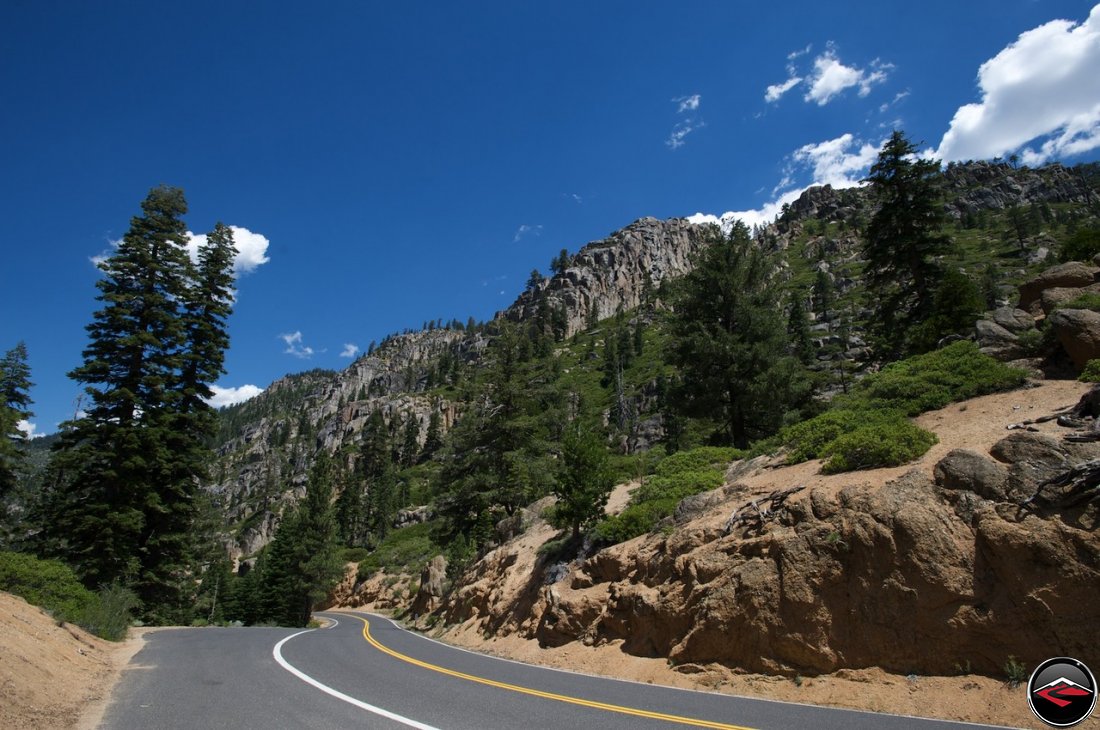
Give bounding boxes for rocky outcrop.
[502,217,713,337]
[1018,262,1099,314]
[433,441,1100,677]
[409,555,448,617]
[943,160,1096,220]
[1049,308,1100,369]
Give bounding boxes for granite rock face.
[503,217,713,337]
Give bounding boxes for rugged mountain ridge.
[209,160,1099,560]
[504,217,713,337]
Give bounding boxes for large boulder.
[933,449,1010,501]
[1049,308,1100,369]
[975,319,1025,360]
[989,307,1035,334]
[409,555,448,617]
[1018,262,1099,314]
[989,432,1068,466]
[1041,283,1100,315]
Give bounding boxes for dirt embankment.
[343,379,1098,729]
[0,591,144,730]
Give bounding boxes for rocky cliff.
[503,217,713,337]
[417,382,1100,678]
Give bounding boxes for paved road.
[101,611,1022,729]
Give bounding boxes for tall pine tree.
[41,187,236,619]
[669,223,814,448]
[862,130,951,356]
[0,342,33,501]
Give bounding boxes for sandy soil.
[428,378,1094,730]
[0,591,146,730]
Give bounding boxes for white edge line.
[331,611,1021,730]
[272,628,440,730]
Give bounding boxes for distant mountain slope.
[207,160,1100,561]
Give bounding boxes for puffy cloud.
[206,384,263,408]
[936,5,1100,164]
[687,133,883,230]
[186,225,271,275]
[804,48,891,105]
[280,330,315,359]
[16,419,39,439]
[790,133,882,188]
[91,226,271,275]
[339,343,359,359]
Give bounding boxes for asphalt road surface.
[100,611,1021,729]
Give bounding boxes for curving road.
[100,611,1018,729]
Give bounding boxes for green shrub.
[0,552,138,640]
[338,547,370,564]
[841,341,1027,416]
[0,551,94,624]
[1080,359,1100,382]
[632,470,724,503]
[593,446,740,546]
[780,410,876,463]
[595,497,679,544]
[1058,227,1100,263]
[820,417,937,473]
[654,446,745,477]
[77,584,140,641]
[356,522,440,581]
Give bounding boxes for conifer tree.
[254,451,342,626]
[787,292,814,365]
[550,424,614,540]
[862,130,951,356]
[669,223,813,448]
[0,342,33,500]
[41,186,236,617]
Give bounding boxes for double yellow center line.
[350,614,756,730]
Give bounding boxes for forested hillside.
[3,140,1099,629]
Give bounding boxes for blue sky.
[4,1,1100,436]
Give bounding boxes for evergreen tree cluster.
[34,186,238,620]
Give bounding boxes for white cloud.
[667,94,704,150]
[788,44,812,61]
[804,48,891,105]
[16,419,39,439]
[513,224,543,242]
[667,120,705,149]
[339,343,359,359]
[936,5,1100,164]
[688,132,883,230]
[186,225,271,275]
[675,94,701,113]
[206,384,263,408]
[790,133,882,187]
[765,76,802,103]
[280,330,315,359]
[91,226,270,275]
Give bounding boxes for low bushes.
[819,417,938,474]
[0,551,137,640]
[775,342,1023,474]
[355,522,440,581]
[596,446,738,545]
